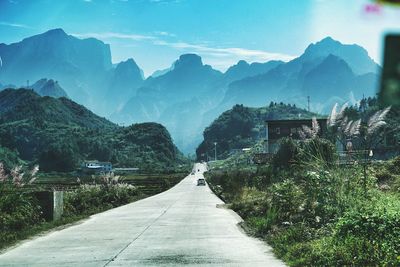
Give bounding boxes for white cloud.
[148,0,182,3]
[73,30,295,73]
[71,32,156,41]
[154,40,295,62]
[0,21,32,29]
[154,31,176,37]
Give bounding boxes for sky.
[0,0,400,77]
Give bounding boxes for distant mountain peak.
[174,54,203,69]
[117,58,141,72]
[304,36,342,55]
[237,60,249,66]
[319,36,340,44]
[112,58,144,82]
[45,28,67,35]
[31,78,68,98]
[40,28,68,39]
[302,36,378,75]
[125,58,137,64]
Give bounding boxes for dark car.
[197,178,206,186]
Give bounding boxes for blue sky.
[0,0,400,76]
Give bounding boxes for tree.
[39,143,78,172]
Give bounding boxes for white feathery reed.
[367,106,391,135]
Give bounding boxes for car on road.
[197,178,206,186]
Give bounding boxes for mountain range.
[0,29,380,154]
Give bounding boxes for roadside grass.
[0,172,185,251]
[204,143,400,266]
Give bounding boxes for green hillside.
[196,102,320,159]
[0,89,184,172]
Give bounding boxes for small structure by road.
[264,118,327,153]
[81,160,112,173]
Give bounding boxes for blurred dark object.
[376,0,400,5]
[379,34,400,107]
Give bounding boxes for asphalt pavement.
[0,163,285,267]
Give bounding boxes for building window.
[276,127,280,135]
[290,128,297,134]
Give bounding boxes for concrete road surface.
[0,163,285,267]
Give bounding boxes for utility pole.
[307,96,310,112]
[27,80,30,89]
[214,142,217,161]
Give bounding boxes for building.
[81,160,112,173]
[264,118,328,153]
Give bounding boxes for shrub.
[246,209,278,236]
[270,180,304,223]
[299,138,337,167]
[272,138,300,169]
[375,168,395,183]
[335,194,400,265]
[254,165,274,188]
[0,186,43,245]
[64,184,139,216]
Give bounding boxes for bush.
[270,180,304,223]
[253,165,274,188]
[272,138,300,169]
[299,138,337,167]
[268,224,318,259]
[246,209,278,236]
[0,186,43,246]
[64,184,140,216]
[335,195,400,265]
[206,169,255,202]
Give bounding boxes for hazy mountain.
[301,37,379,75]
[111,86,167,124]
[0,28,112,113]
[104,58,144,112]
[221,38,380,114]
[223,60,284,83]
[31,79,69,98]
[112,54,224,152]
[144,54,222,101]
[151,65,174,78]
[113,38,379,153]
[0,30,381,154]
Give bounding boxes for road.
[0,163,285,267]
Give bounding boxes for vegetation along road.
[0,163,285,267]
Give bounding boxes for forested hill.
[0,89,183,172]
[0,89,115,129]
[196,103,319,159]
